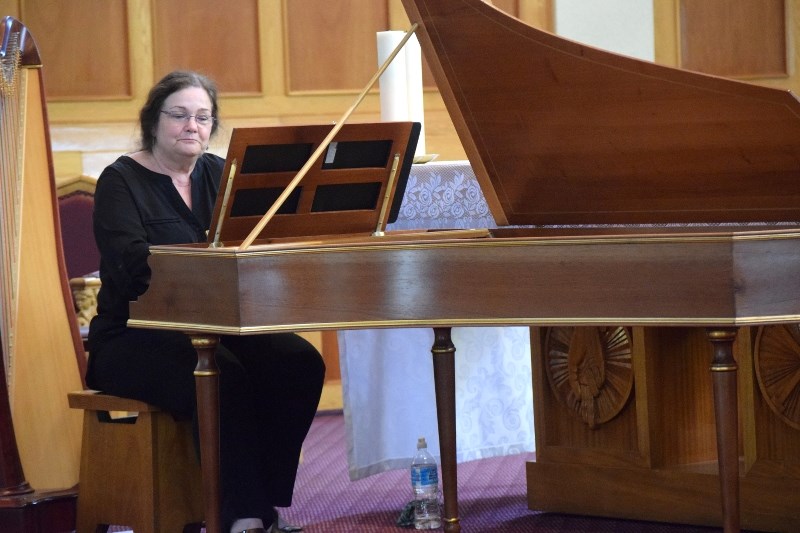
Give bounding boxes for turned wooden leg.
[431,327,460,532]
[191,334,221,533]
[706,327,740,533]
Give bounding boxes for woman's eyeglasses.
[160,110,215,126]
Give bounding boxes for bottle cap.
[417,437,427,449]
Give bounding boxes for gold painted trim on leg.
[190,336,219,349]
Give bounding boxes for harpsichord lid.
[402,0,800,227]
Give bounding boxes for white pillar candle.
[377,30,427,157]
[405,34,426,157]
[377,31,409,122]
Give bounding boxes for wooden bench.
[68,390,203,533]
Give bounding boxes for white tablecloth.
[339,161,535,480]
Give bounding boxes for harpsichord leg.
[706,328,740,533]
[431,327,460,532]
[191,334,221,533]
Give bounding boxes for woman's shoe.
[274,520,303,532]
[272,508,303,532]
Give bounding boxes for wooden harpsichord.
[129,1,800,532]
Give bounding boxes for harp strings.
[0,28,23,383]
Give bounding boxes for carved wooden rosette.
[755,324,800,430]
[544,326,634,429]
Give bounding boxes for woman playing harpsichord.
[86,70,324,533]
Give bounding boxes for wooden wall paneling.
[787,0,800,92]
[518,0,553,31]
[478,0,554,30]
[653,0,679,67]
[21,0,131,100]
[152,0,261,95]
[752,0,800,95]
[490,0,518,16]
[259,0,285,100]
[44,0,151,123]
[284,0,389,93]
[213,0,293,120]
[656,1,796,82]
[387,0,408,27]
[679,0,787,79]
[654,1,800,101]
[0,0,21,19]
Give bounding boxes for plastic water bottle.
[410,436,442,529]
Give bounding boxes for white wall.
[554,0,654,61]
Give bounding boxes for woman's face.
[154,86,214,159]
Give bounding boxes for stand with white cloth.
[339,161,535,480]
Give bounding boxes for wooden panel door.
[285,0,389,93]
[152,0,261,95]
[20,0,131,99]
[655,0,798,92]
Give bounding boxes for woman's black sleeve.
[93,168,152,300]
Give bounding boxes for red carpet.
[110,411,761,532]
[278,411,745,532]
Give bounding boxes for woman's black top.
[89,152,224,345]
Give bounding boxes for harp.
[0,15,85,529]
